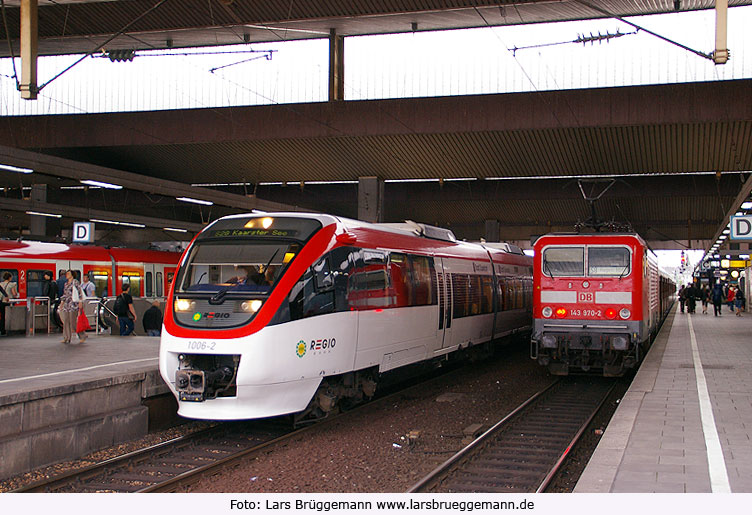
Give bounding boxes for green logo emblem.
[296,340,307,358]
[193,312,202,321]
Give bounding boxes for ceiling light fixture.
[0,163,33,174]
[177,197,214,206]
[26,211,62,218]
[163,227,188,233]
[90,218,146,228]
[80,180,123,189]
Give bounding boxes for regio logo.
[296,340,307,358]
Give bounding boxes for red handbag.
[76,310,91,333]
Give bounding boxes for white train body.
[160,213,532,421]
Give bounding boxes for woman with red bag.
[60,270,88,344]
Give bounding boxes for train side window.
[145,272,153,297]
[92,273,109,297]
[480,276,494,314]
[313,256,333,291]
[452,274,469,318]
[347,248,388,311]
[409,255,437,307]
[389,253,412,307]
[156,272,163,297]
[27,269,52,298]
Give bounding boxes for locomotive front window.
[542,247,584,277]
[177,241,301,294]
[588,247,631,276]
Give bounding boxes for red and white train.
[159,213,533,422]
[531,233,675,377]
[0,240,179,299]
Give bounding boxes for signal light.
[555,307,567,318]
[605,308,617,319]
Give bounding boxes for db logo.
[578,292,594,303]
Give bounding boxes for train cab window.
[27,270,52,298]
[542,247,584,277]
[145,272,153,297]
[313,256,333,291]
[409,255,437,307]
[588,247,631,277]
[156,272,163,297]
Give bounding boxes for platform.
[575,304,752,493]
[0,332,168,480]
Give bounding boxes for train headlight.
[241,300,263,313]
[619,308,631,320]
[611,336,629,351]
[542,306,553,318]
[174,299,194,312]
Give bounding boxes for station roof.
[1,79,750,247]
[1,0,751,57]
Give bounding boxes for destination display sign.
[211,228,298,238]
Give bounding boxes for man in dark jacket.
[142,300,163,337]
[711,283,725,317]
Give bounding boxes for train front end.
[159,214,346,420]
[531,234,647,377]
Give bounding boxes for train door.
[68,260,84,282]
[144,264,155,297]
[437,258,453,349]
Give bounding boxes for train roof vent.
[373,221,457,243]
[481,242,525,255]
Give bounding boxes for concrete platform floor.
[575,305,752,493]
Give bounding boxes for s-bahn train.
[159,213,533,422]
[0,240,179,299]
[531,233,675,377]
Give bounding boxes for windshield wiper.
[542,259,555,278]
[617,263,630,280]
[261,249,280,278]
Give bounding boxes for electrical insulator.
[107,50,136,62]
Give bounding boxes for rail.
[408,378,616,493]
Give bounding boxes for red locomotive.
[531,233,675,376]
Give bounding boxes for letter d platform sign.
[73,222,94,243]
[730,215,752,240]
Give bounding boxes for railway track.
[408,377,616,493]
[12,421,292,493]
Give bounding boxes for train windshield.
[542,247,584,277]
[176,241,301,294]
[588,247,631,277]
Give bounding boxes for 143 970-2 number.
[569,309,602,318]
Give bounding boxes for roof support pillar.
[29,183,47,236]
[358,176,383,223]
[20,0,38,100]
[484,219,501,242]
[713,0,729,64]
[328,28,344,101]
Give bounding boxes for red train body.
[0,240,179,299]
[531,233,675,376]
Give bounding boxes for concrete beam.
[1,197,204,233]
[0,144,312,213]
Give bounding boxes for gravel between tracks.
[186,342,554,493]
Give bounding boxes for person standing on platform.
[56,270,67,300]
[727,286,736,312]
[41,271,58,301]
[142,301,163,337]
[712,282,724,316]
[686,283,697,314]
[678,285,686,313]
[60,270,87,344]
[0,272,19,336]
[81,273,96,298]
[735,287,745,316]
[701,286,710,315]
[115,283,137,336]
